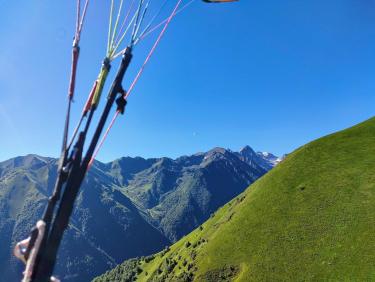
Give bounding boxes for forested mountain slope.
[0,146,272,281]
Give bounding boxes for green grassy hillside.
[94,117,375,281]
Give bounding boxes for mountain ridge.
[0,146,277,281]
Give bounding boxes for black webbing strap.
[116,94,128,114]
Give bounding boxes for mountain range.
[0,146,277,281]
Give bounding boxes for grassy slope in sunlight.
[94,117,375,281]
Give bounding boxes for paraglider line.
[110,0,125,52]
[138,0,196,43]
[89,0,184,168]
[78,0,90,38]
[133,0,152,41]
[114,0,137,45]
[131,0,145,44]
[134,0,169,44]
[107,0,115,54]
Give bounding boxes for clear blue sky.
[1,0,375,162]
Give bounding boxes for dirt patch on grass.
[199,265,240,281]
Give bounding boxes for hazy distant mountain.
[0,147,278,281]
[0,155,169,282]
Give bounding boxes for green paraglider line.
[112,0,196,60]
[110,0,125,49]
[89,0,185,168]
[114,0,137,45]
[135,0,169,43]
[107,0,115,54]
[131,0,146,45]
[133,0,152,40]
[67,0,144,148]
[91,0,238,163]
[111,11,137,57]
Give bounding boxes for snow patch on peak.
[257,152,282,167]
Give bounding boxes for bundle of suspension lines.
[13,0,236,281]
